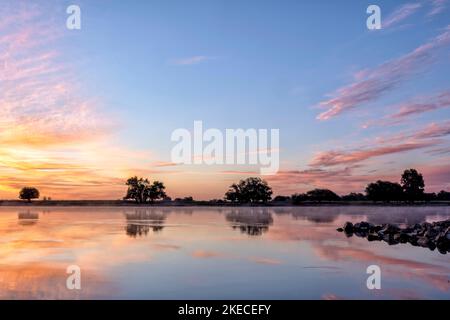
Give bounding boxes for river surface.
[0,206,449,299]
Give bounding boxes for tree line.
[223,168,450,204]
[13,168,450,204]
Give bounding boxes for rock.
[424,229,438,238]
[381,224,400,235]
[382,234,398,245]
[417,237,430,247]
[367,233,381,241]
[343,222,353,233]
[393,233,408,243]
[428,242,436,251]
[337,219,450,253]
[398,233,409,243]
[371,225,382,233]
[421,222,432,229]
[356,221,372,231]
[355,231,367,238]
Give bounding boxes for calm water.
[0,206,449,300]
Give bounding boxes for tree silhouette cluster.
[19,187,40,203]
[225,177,273,204]
[124,176,166,204]
[289,169,449,204]
[365,169,425,203]
[14,168,450,205]
[291,189,340,204]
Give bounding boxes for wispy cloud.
[0,5,157,200]
[362,89,450,128]
[427,145,450,155]
[316,26,450,120]
[150,161,180,168]
[171,55,213,65]
[311,120,450,167]
[428,0,448,16]
[383,3,422,29]
[0,7,113,147]
[310,142,432,167]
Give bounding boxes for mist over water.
[0,206,449,299]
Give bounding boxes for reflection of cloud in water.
[191,250,222,258]
[225,208,273,236]
[18,211,39,226]
[0,263,114,299]
[124,209,168,237]
[249,257,282,265]
[0,206,449,299]
[315,245,450,292]
[322,293,344,300]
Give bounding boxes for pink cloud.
[412,120,450,139]
[393,89,450,118]
[316,26,450,120]
[311,120,450,167]
[266,167,377,195]
[151,161,180,168]
[383,3,422,29]
[363,89,450,128]
[249,257,282,265]
[0,14,113,147]
[428,0,447,16]
[427,145,450,155]
[310,142,432,167]
[191,250,223,258]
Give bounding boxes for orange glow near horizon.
[1,5,450,201]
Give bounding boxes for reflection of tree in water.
[18,211,39,226]
[225,208,273,236]
[269,207,338,223]
[276,206,450,226]
[124,209,167,237]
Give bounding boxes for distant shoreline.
[1,200,450,207]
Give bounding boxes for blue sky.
[0,0,449,199]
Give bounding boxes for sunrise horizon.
[1,1,450,202]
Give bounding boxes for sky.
[0,0,449,200]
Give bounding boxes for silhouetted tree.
[225,177,272,204]
[291,193,308,204]
[124,177,148,203]
[145,181,167,203]
[401,169,425,202]
[341,192,366,201]
[365,180,403,202]
[306,189,340,202]
[423,192,437,202]
[437,190,450,201]
[124,177,166,204]
[19,187,40,203]
[272,195,290,202]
